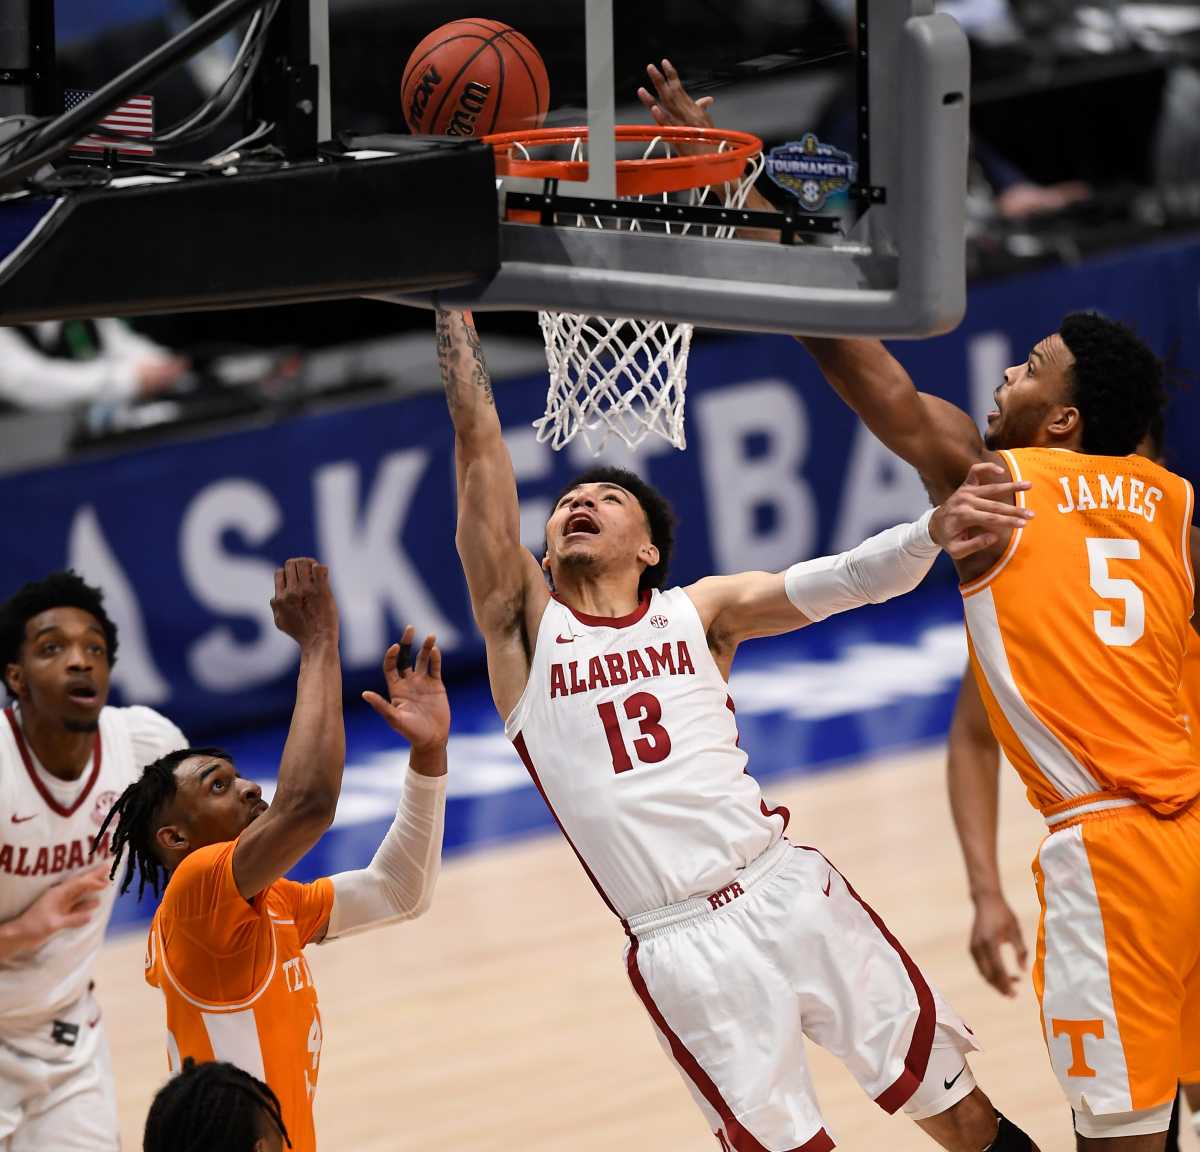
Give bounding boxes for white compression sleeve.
[323,769,447,941]
[783,509,940,623]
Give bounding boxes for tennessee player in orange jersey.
[944,418,1200,1152]
[96,559,449,1152]
[799,312,1198,1152]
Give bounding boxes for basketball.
[401,18,550,138]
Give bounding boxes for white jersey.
[505,587,785,919]
[0,703,185,1043]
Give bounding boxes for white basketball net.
[513,134,764,454]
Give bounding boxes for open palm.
[363,626,450,751]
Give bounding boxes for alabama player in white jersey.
[436,306,1040,1152]
[0,570,185,1151]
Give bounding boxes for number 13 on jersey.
[599,692,672,773]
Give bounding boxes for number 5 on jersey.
[1087,538,1144,647]
[599,692,672,773]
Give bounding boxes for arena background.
[3,3,1200,1148]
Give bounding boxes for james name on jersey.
[549,638,696,700]
[1055,470,1165,521]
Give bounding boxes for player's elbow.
[275,785,339,833]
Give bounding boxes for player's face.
[170,755,268,849]
[544,483,657,586]
[7,607,110,732]
[985,333,1076,450]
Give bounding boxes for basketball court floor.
[95,585,1198,1151]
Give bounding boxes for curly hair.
[1058,312,1166,457]
[94,747,231,900]
[144,1057,291,1152]
[0,571,118,696]
[548,466,678,594]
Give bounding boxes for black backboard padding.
[0,137,498,321]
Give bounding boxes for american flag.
[64,90,155,157]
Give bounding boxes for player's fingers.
[962,479,1033,501]
[273,566,285,600]
[429,644,442,680]
[696,96,715,110]
[964,461,1009,485]
[362,691,396,723]
[63,865,110,893]
[971,937,1002,990]
[397,625,416,677]
[661,58,680,84]
[1009,921,1030,969]
[284,557,300,591]
[414,633,435,677]
[381,643,403,695]
[946,533,996,559]
[60,909,96,930]
[636,86,656,111]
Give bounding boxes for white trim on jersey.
[960,449,1028,597]
[201,1008,267,1082]
[964,586,1103,801]
[1038,825,1133,1113]
[154,917,278,1013]
[1181,478,1195,596]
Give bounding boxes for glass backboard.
[376,0,970,338]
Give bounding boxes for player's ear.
[1049,403,1081,440]
[4,663,24,698]
[638,542,660,569]
[155,824,187,854]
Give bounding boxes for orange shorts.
[1032,801,1200,1115]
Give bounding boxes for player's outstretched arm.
[947,668,1028,998]
[231,558,345,900]
[438,310,547,715]
[800,337,996,504]
[318,629,448,942]
[690,463,1032,656]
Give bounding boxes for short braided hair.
[143,1057,291,1152]
[95,747,230,900]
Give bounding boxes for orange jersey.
[145,841,334,1152]
[962,447,1198,819]
[1184,627,1200,760]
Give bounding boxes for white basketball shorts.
[623,838,978,1150]
[0,988,119,1152]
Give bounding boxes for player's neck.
[15,704,95,781]
[554,572,644,621]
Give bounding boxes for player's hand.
[969,891,1028,998]
[135,356,189,397]
[270,559,339,649]
[930,462,1034,559]
[363,626,451,753]
[637,59,719,157]
[20,865,109,947]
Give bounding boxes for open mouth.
[564,512,599,537]
[247,800,268,823]
[65,684,99,706]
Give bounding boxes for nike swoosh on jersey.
[10,813,37,824]
[555,634,575,644]
[822,871,832,897]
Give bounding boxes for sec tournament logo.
[92,790,118,826]
[766,134,857,212]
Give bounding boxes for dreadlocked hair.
[95,747,230,900]
[144,1057,292,1152]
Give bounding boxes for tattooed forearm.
[437,310,497,430]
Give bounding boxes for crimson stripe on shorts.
[795,844,935,1113]
[625,929,833,1152]
[511,732,619,918]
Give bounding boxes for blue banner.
[4,237,1199,734]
